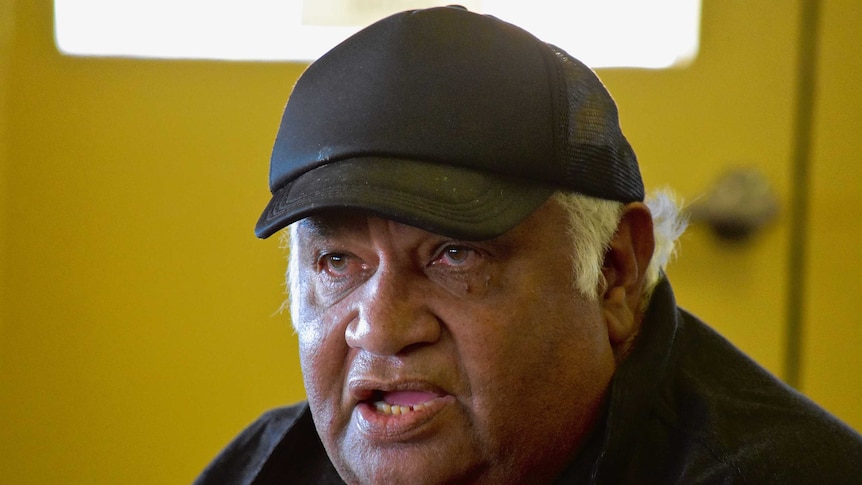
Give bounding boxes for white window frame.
[54,0,700,68]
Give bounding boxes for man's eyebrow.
[296,217,338,239]
[296,212,362,239]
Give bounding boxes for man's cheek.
[299,349,335,423]
[298,326,345,405]
[292,285,330,346]
[296,319,324,355]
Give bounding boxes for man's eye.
[435,245,475,266]
[321,253,352,274]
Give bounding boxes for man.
[196,6,862,484]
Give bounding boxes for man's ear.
[601,202,655,356]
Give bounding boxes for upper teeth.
[374,401,427,415]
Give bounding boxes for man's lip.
[348,378,456,442]
[348,378,448,403]
[379,390,442,406]
[353,394,456,442]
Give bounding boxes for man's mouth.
[351,387,456,441]
[372,390,442,415]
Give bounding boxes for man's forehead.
[294,211,365,239]
[292,199,565,245]
[294,210,430,240]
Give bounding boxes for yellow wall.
[801,0,862,432]
[602,0,799,379]
[1,1,859,483]
[1,2,308,483]
[1,0,12,329]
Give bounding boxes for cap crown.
[268,6,643,202]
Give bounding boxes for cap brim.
[255,158,555,240]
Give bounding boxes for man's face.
[290,200,617,484]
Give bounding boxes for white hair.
[552,190,687,304]
[281,190,687,319]
[282,227,300,320]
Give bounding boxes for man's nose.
[345,269,441,356]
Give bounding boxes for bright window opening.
[54,0,700,68]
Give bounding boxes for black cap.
[255,6,643,240]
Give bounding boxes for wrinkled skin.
[290,200,653,484]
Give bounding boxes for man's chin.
[330,406,483,485]
[334,447,482,485]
